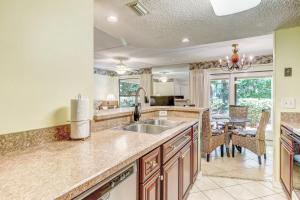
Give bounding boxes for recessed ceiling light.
[182,38,190,43]
[106,15,118,23]
[210,0,261,16]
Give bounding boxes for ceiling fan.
[114,57,136,75]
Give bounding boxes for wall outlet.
[159,111,168,117]
[281,97,296,109]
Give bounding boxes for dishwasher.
[73,162,137,200]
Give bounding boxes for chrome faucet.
[133,87,149,121]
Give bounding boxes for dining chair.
[231,110,270,165]
[229,105,249,128]
[202,110,226,162]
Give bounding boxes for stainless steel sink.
[122,123,169,134]
[142,119,183,127]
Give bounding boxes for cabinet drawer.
[140,147,161,183]
[163,128,191,164]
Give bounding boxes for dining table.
[211,114,250,157]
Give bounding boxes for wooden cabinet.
[179,141,192,200]
[162,128,191,164]
[192,123,199,183]
[192,137,198,183]
[140,147,161,183]
[140,171,161,200]
[162,153,180,200]
[139,125,198,200]
[280,126,293,197]
[140,147,161,200]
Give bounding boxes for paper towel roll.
[71,96,89,121]
[71,120,90,139]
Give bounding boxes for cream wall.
[274,26,300,181]
[94,74,119,100]
[153,82,175,96]
[153,80,190,98]
[0,0,93,134]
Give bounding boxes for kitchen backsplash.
[0,124,70,155]
[281,112,300,123]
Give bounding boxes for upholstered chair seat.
[232,110,270,165]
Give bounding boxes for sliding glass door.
[209,72,273,140]
[210,79,230,115]
[235,77,272,127]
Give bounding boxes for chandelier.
[219,44,253,71]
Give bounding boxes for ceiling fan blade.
[120,38,128,47]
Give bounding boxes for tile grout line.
[207,177,256,200]
[201,190,214,200]
[221,187,240,200]
[202,175,287,200]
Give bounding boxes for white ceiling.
[94,0,300,70]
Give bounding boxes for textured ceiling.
[94,33,273,69]
[94,0,300,69]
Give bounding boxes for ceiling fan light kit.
[115,60,128,75]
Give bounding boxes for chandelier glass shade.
[219,44,253,71]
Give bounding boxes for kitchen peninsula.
[0,106,205,200]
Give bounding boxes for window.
[210,79,230,115]
[235,77,272,127]
[119,78,140,107]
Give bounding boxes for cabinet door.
[179,142,192,200]
[140,171,161,200]
[192,137,198,183]
[163,153,180,200]
[280,140,293,195]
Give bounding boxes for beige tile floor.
[201,142,273,181]
[188,175,288,200]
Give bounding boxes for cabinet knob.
[160,175,164,181]
[170,145,176,150]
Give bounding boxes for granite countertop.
[0,117,198,200]
[93,106,206,121]
[281,121,300,136]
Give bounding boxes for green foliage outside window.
[210,80,229,114]
[119,79,140,107]
[210,77,272,127]
[236,78,272,127]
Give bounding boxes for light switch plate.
[159,111,168,117]
[281,97,296,109]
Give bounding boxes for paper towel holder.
[70,94,90,140]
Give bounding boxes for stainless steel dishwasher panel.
[73,162,137,200]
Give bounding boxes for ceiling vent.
[128,1,149,16]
